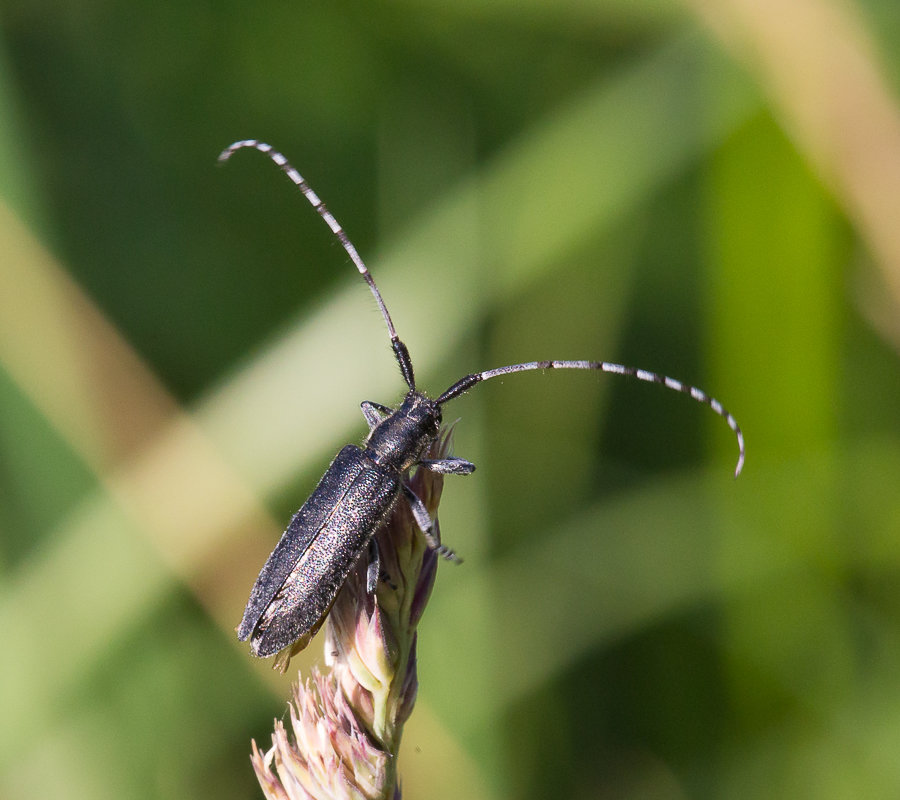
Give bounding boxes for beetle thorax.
[365,390,442,472]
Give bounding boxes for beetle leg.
[401,484,462,563]
[366,537,381,593]
[361,400,394,430]
[420,456,476,475]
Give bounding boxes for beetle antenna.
[437,360,745,477]
[218,140,416,390]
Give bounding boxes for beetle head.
[365,390,441,471]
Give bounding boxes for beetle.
[220,139,745,661]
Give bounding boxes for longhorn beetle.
[220,139,745,661]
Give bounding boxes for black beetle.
[220,140,745,662]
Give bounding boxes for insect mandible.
[219,139,745,662]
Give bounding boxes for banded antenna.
[218,139,417,390]
[219,140,745,477]
[437,362,745,477]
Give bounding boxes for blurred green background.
[2,1,900,798]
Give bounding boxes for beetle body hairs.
[219,139,745,662]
